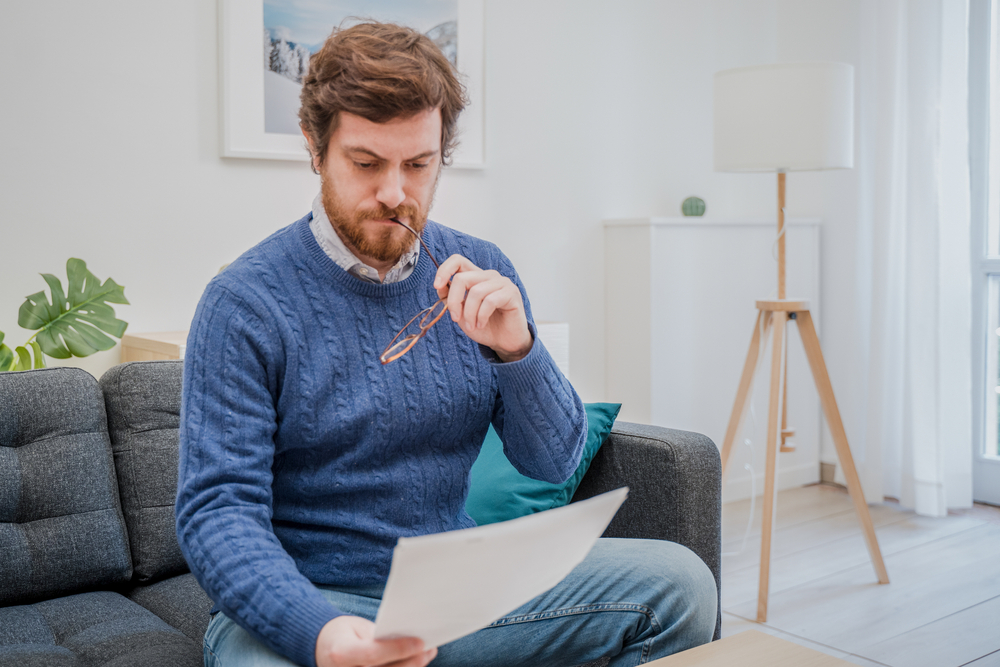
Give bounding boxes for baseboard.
[722,462,820,502]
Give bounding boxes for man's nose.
[375,167,406,210]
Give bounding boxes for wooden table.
[120,331,188,362]
[647,630,855,666]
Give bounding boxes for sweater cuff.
[279,593,343,667]
[481,323,562,393]
[477,321,536,367]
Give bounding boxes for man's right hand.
[316,616,437,667]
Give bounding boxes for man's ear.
[301,125,320,171]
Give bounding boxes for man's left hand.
[433,255,533,363]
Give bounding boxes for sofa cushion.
[0,368,132,606]
[0,590,200,666]
[127,573,213,644]
[99,361,187,583]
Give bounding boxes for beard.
[320,175,431,264]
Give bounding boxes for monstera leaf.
[0,332,14,371]
[6,341,45,371]
[17,258,129,360]
[0,333,42,371]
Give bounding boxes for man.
[176,21,716,667]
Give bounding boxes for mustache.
[354,203,420,223]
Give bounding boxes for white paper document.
[373,487,629,648]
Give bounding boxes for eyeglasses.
[379,218,447,365]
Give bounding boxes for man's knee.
[205,612,299,667]
[666,542,718,641]
[622,539,717,643]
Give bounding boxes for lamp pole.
[778,171,786,300]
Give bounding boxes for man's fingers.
[382,647,438,667]
[433,254,480,291]
[463,278,511,329]
[476,290,508,329]
[317,617,432,667]
[342,637,426,667]
[445,269,493,324]
[448,272,508,329]
[425,253,530,359]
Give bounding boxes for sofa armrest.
[571,421,722,640]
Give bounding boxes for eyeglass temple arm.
[390,217,440,270]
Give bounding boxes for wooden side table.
[648,631,854,666]
[120,332,188,362]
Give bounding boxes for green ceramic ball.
[682,196,706,217]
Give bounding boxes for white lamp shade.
[714,62,854,172]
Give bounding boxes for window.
[972,0,1000,503]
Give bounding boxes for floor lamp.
[713,62,889,623]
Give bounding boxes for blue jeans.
[203,538,717,667]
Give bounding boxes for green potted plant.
[0,258,129,372]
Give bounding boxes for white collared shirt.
[309,194,420,284]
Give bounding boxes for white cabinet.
[604,217,822,499]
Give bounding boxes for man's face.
[313,108,442,265]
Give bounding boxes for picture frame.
[218,0,485,168]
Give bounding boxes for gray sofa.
[0,361,721,666]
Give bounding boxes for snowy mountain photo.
[262,0,459,136]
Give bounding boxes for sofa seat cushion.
[99,361,187,583]
[0,368,132,605]
[127,573,213,644]
[0,590,200,666]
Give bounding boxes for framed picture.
[218,0,485,168]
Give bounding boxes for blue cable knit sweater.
[175,215,587,667]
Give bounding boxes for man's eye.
[355,162,375,169]
[410,162,429,170]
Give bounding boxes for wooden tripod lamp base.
[720,299,890,623]
[712,61,875,622]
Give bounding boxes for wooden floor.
[720,484,1000,666]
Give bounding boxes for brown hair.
[299,21,468,172]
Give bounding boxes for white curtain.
[853,0,973,516]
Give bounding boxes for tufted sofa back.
[0,368,132,605]
[99,360,188,583]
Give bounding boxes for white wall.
[3,0,870,433]
[0,1,318,378]
[435,0,783,403]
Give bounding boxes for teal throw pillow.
[465,402,622,525]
